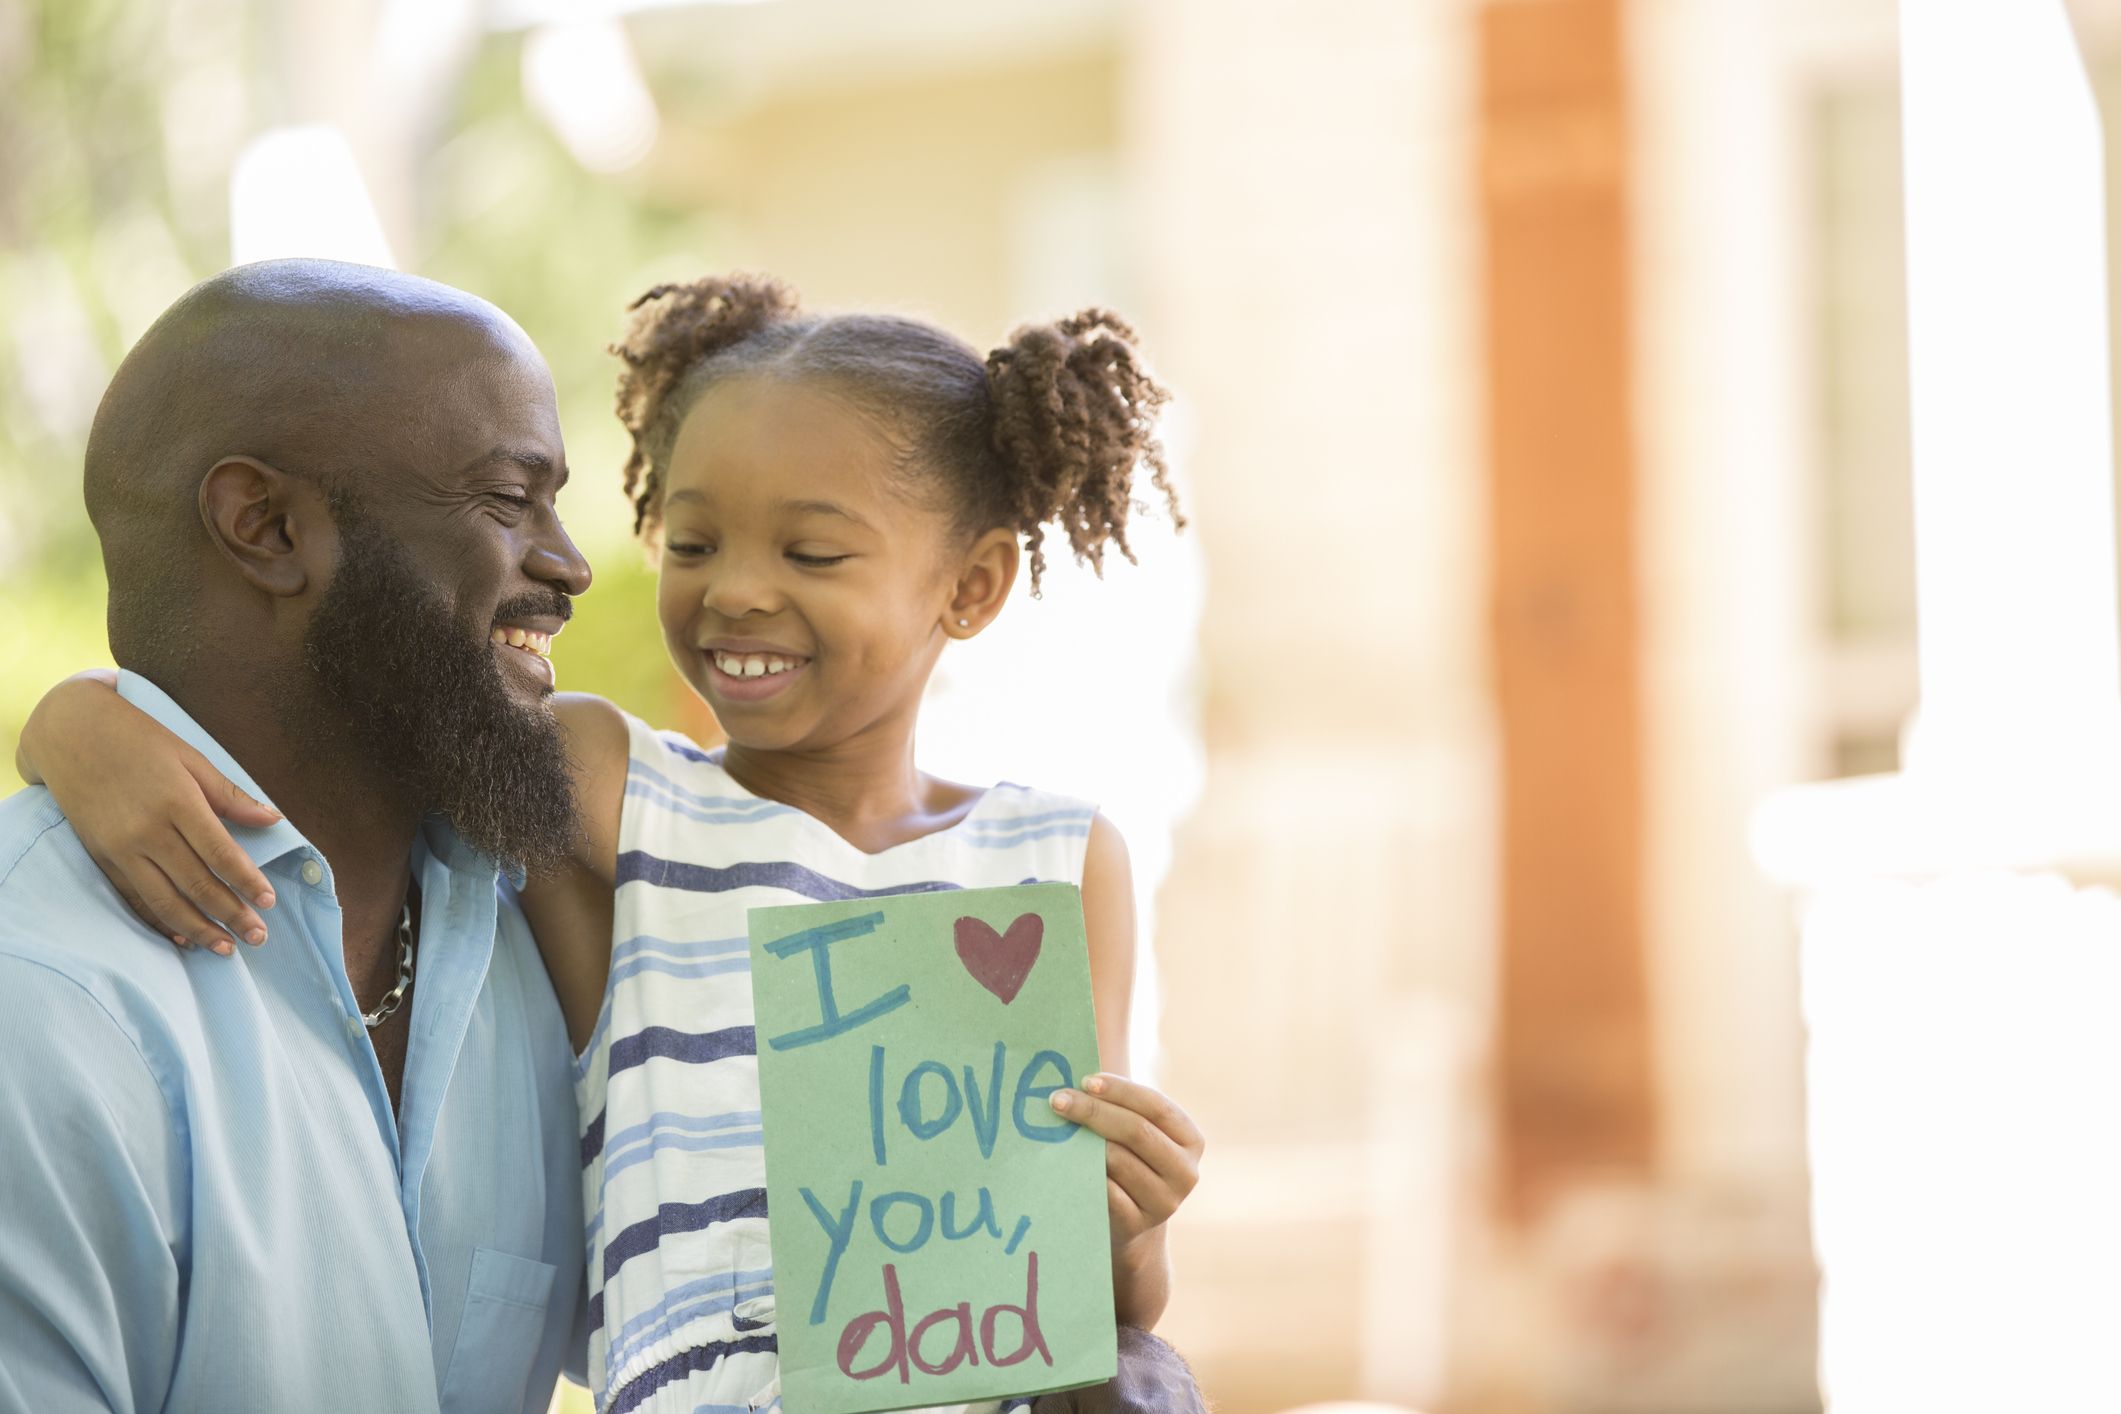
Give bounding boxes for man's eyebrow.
[455,446,567,487]
[775,497,873,530]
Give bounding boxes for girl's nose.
[699,558,781,619]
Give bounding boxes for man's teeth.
[712,650,802,678]
[489,626,553,657]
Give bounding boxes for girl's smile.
[700,638,813,702]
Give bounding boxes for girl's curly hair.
[608,274,1182,590]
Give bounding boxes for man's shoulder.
[0,784,69,885]
[0,784,193,1029]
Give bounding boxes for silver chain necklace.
[362,902,415,1030]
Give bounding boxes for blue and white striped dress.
[575,714,1098,1414]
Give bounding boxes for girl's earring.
[957,618,971,629]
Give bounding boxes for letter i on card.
[747,882,1118,1413]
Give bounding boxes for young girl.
[21,276,1204,1413]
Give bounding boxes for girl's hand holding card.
[1051,1073,1204,1247]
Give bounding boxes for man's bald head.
[85,259,544,674]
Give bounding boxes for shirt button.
[301,859,324,887]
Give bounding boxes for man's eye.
[488,489,534,510]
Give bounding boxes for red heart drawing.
[954,912,1044,1004]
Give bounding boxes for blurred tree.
[0,0,237,757]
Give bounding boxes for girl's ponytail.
[985,308,1182,591]
[611,275,798,534]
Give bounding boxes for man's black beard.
[289,505,582,878]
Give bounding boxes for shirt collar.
[115,670,515,887]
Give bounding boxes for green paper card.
[747,882,1117,1414]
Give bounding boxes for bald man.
[0,262,592,1412]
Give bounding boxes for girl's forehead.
[665,376,913,517]
[671,379,885,477]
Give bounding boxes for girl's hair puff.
[611,275,799,537]
[609,275,1183,590]
[986,308,1182,587]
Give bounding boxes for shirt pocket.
[439,1246,560,1414]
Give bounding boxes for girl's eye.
[787,551,852,568]
[665,541,714,559]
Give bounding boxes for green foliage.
[0,0,219,774]
[0,562,113,779]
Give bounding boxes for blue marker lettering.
[1011,1048,1077,1144]
[898,1060,963,1140]
[801,1180,864,1325]
[869,1044,888,1166]
[941,1187,1003,1242]
[763,911,910,1050]
[962,1041,1006,1159]
[870,1190,936,1254]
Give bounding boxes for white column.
[1899,0,2121,779]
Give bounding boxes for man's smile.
[490,620,560,686]
[489,625,554,656]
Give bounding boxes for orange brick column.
[1480,0,1657,1218]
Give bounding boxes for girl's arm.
[525,693,631,1050]
[15,672,629,1048]
[1055,813,1206,1331]
[16,670,283,954]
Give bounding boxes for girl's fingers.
[174,802,276,920]
[184,749,282,830]
[156,824,268,945]
[92,848,183,946]
[1104,1139,1181,1227]
[1049,1082,1202,1197]
[1107,1177,1149,1239]
[177,752,277,910]
[1081,1073,1206,1159]
[134,855,237,956]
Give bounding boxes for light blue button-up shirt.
[0,672,585,1413]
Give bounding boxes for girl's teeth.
[713,650,801,678]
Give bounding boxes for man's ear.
[198,456,320,598]
[944,528,1020,638]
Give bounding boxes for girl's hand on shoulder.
[19,671,281,955]
[1050,1073,1205,1247]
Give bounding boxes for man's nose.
[528,515,593,597]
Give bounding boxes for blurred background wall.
[16,0,2121,1409]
